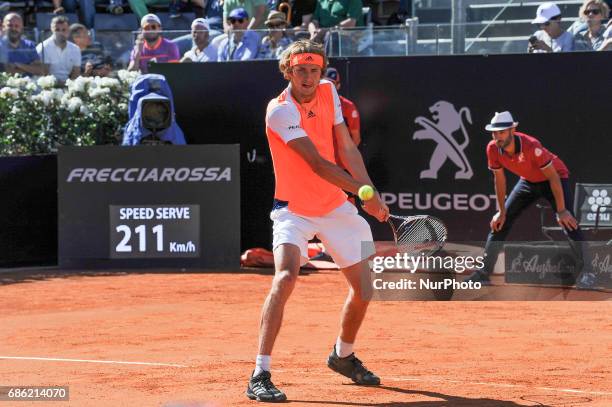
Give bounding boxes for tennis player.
[467,111,595,289]
[246,40,389,402]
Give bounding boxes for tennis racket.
[387,214,448,256]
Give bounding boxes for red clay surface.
[0,269,611,406]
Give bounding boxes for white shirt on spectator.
[36,37,81,81]
[183,44,217,62]
[532,30,575,52]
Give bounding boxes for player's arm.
[333,122,389,221]
[329,86,388,220]
[334,121,370,186]
[287,136,388,222]
[287,137,363,194]
[331,86,369,185]
[490,169,506,231]
[540,164,578,230]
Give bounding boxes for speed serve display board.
[58,145,239,269]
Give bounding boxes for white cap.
[532,2,561,24]
[191,18,210,30]
[485,111,519,131]
[141,13,162,27]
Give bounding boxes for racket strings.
[391,216,447,256]
[396,219,434,243]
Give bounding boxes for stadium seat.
[35,12,78,30]
[93,29,134,68]
[36,0,54,9]
[414,7,450,24]
[461,1,582,51]
[94,0,127,11]
[156,12,195,31]
[172,33,192,56]
[3,0,27,10]
[94,12,138,30]
[467,2,582,22]
[372,0,399,23]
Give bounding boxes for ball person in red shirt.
[467,111,594,289]
[324,66,361,146]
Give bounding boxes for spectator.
[223,0,267,30]
[308,0,363,42]
[167,0,207,19]
[1,13,45,76]
[258,10,292,59]
[69,23,112,76]
[528,2,575,53]
[181,18,217,62]
[573,0,611,50]
[218,8,259,60]
[324,66,360,146]
[0,27,6,68]
[51,0,98,28]
[128,14,180,73]
[204,0,224,30]
[36,16,81,83]
[126,0,163,22]
[286,0,317,28]
[128,0,205,22]
[601,20,612,50]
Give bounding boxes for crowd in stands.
[0,0,610,81]
[529,1,611,52]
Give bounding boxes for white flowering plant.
[0,70,140,156]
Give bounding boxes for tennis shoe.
[246,370,287,402]
[327,347,380,385]
[464,270,491,285]
[576,271,597,290]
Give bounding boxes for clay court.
[0,268,611,406]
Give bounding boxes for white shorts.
[271,201,375,269]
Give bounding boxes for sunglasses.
[268,22,286,28]
[228,18,246,23]
[541,17,560,26]
[584,8,601,15]
[144,24,160,30]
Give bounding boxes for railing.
[1,20,603,77]
[464,0,516,52]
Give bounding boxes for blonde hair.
[579,0,610,20]
[278,40,328,80]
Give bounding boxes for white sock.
[335,337,354,358]
[254,354,271,376]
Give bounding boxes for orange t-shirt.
[265,80,347,217]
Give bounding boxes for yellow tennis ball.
[358,185,375,201]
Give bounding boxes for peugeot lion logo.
[413,101,474,180]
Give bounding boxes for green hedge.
[0,71,140,156]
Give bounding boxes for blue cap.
[324,67,340,83]
[229,7,249,20]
